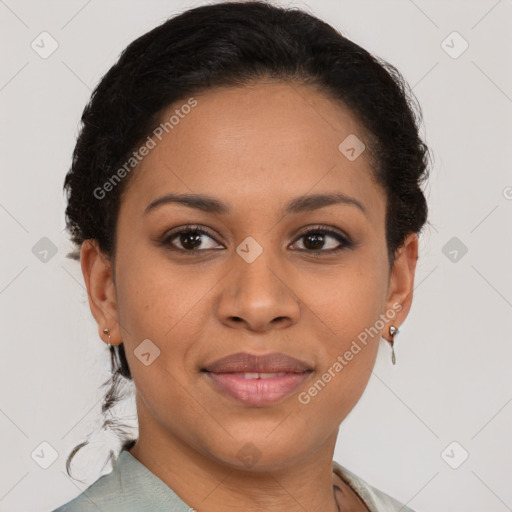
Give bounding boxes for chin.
[202,428,313,472]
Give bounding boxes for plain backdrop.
[1,1,511,511]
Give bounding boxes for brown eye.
[162,226,223,252]
[175,231,203,250]
[290,227,352,253]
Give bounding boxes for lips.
[202,352,313,406]
[202,352,313,373]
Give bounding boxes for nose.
[216,250,301,332]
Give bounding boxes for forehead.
[121,81,385,222]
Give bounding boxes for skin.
[81,80,418,512]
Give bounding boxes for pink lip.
[203,351,313,373]
[202,352,314,406]
[204,371,312,406]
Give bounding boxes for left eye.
[290,228,351,252]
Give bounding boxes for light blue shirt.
[52,450,416,511]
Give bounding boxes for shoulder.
[332,460,417,512]
[51,450,191,512]
[51,468,125,512]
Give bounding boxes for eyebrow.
[143,192,367,217]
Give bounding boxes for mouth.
[201,352,314,406]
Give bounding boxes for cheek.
[295,259,388,344]
[293,261,386,410]
[113,255,198,418]
[113,246,220,391]
[114,241,209,338]
[298,299,381,422]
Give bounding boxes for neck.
[130,404,344,512]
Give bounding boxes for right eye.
[161,225,224,253]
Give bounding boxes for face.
[83,80,417,471]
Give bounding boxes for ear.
[383,232,419,342]
[80,240,122,346]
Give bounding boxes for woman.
[54,1,429,510]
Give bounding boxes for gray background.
[1,0,511,511]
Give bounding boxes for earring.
[103,328,112,348]
[388,325,399,365]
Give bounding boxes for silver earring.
[388,325,399,365]
[103,328,112,348]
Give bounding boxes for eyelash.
[160,224,353,255]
